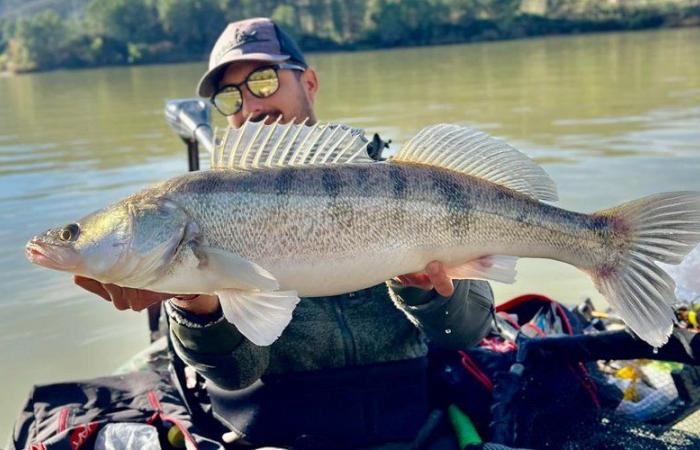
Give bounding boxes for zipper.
[333,296,358,365]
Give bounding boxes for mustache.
[250,112,282,123]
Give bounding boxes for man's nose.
[239,88,266,118]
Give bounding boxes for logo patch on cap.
[215,29,269,63]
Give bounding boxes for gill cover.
[108,197,193,286]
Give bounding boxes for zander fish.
[26,120,700,347]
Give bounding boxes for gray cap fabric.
[197,17,307,98]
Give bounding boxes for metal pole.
[187,139,200,172]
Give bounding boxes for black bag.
[433,294,623,448]
[8,369,224,450]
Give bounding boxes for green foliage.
[0,18,7,53]
[60,34,129,67]
[7,10,69,71]
[0,0,698,73]
[271,4,298,34]
[85,0,163,44]
[156,0,226,55]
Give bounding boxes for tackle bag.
[430,294,700,449]
[7,369,223,450]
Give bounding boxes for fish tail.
[590,191,700,348]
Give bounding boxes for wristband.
[165,299,224,328]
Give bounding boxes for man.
[76,17,494,449]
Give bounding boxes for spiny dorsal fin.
[210,117,373,170]
[391,124,558,202]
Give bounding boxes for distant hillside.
[0,0,89,20]
[3,0,698,21]
[1,0,699,74]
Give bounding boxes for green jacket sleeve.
[388,279,494,350]
[165,301,270,390]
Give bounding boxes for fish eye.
[59,223,80,242]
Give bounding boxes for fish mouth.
[25,240,78,271]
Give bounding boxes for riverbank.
[298,6,700,52]
[1,0,699,75]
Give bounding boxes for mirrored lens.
[213,86,243,115]
[247,68,279,98]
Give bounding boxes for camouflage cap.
[197,17,307,98]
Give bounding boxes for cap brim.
[196,53,290,98]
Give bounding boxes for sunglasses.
[211,63,306,116]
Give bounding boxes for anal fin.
[216,289,301,346]
[446,255,518,284]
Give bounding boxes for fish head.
[26,201,132,279]
[26,196,194,286]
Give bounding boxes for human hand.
[395,261,455,297]
[74,276,220,315]
[74,276,173,312]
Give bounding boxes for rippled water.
[1,27,699,439]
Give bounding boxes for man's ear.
[301,68,319,104]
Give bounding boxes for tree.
[365,0,441,46]
[8,10,69,70]
[0,18,8,53]
[156,0,226,56]
[334,0,367,42]
[85,0,163,44]
[365,0,407,46]
[271,4,300,36]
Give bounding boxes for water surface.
[1,27,699,440]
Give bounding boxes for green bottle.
[447,404,482,449]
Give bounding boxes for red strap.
[458,351,494,392]
[147,390,200,449]
[58,407,70,433]
[576,362,601,408]
[69,422,99,450]
[496,293,556,312]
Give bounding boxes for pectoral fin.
[446,255,518,284]
[199,246,279,291]
[217,289,301,346]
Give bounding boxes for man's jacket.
[167,280,494,390]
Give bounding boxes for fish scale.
[157,163,626,290]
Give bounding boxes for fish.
[26,120,700,347]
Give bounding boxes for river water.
[1,27,699,439]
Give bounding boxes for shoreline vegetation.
[0,0,699,76]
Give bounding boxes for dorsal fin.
[391,124,558,201]
[210,118,373,170]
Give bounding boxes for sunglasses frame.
[210,63,306,116]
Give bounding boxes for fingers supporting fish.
[425,261,455,297]
[74,276,111,302]
[395,261,455,297]
[74,275,171,312]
